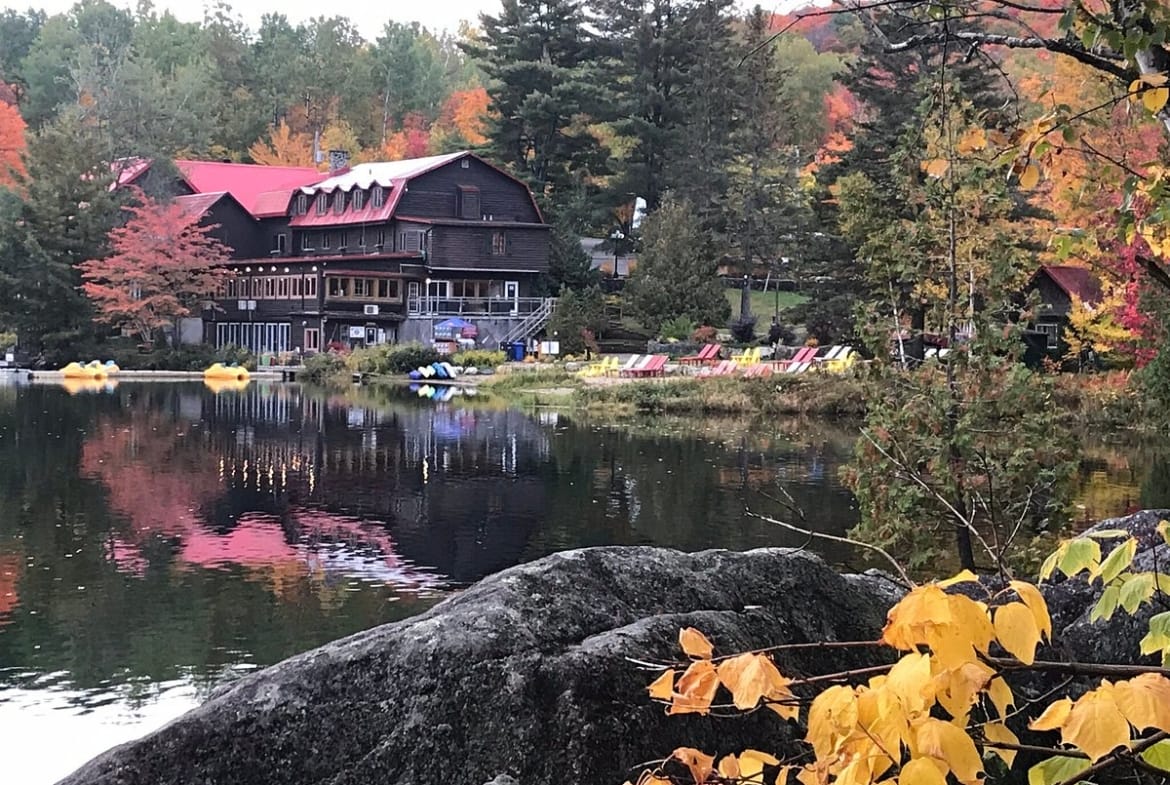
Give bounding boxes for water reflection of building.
[89,385,553,587]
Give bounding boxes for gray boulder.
[59,547,898,785]
[1042,509,1170,665]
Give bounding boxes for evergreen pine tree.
[464,0,610,224]
[10,109,120,358]
[723,6,813,322]
[624,197,730,333]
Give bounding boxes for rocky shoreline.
[57,510,1170,785]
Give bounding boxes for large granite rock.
[1042,509,1170,665]
[59,547,899,785]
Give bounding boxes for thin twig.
[982,740,1089,759]
[988,657,1170,679]
[1052,731,1170,785]
[745,509,914,586]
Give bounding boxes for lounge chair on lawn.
[787,347,820,374]
[615,355,644,376]
[699,359,737,378]
[620,355,654,377]
[731,346,761,366]
[679,343,721,366]
[826,347,856,373]
[629,354,668,378]
[742,363,773,378]
[774,346,816,372]
[578,356,617,377]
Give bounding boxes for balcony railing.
[407,296,548,317]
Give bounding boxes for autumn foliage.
[0,100,27,188]
[635,527,1170,785]
[79,187,233,345]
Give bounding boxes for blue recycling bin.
[510,341,526,362]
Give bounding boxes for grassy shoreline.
[353,363,1150,430]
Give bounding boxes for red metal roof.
[176,160,322,218]
[288,192,396,228]
[1039,265,1103,305]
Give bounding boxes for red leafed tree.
[80,187,234,346]
[0,100,27,188]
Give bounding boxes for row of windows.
[295,229,426,254]
[215,322,292,354]
[294,186,387,217]
[223,275,318,300]
[326,277,402,301]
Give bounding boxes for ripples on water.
[0,379,1160,782]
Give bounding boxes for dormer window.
[296,194,307,215]
[333,192,345,214]
[353,190,365,210]
[315,194,327,216]
[372,186,384,209]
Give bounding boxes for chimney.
[328,150,350,174]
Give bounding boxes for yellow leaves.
[679,627,713,659]
[882,585,995,669]
[913,718,984,785]
[1008,581,1052,642]
[1112,673,1170,731]
[1060,687,1130,761]
[1030,697,1073,732]
[1144,86,1170,114]
[648,669,674,700]
[987,677,1015,719]
[668,660,719,715]
[1019,164,1040,190]
[983,721,1020,767]
[993,603,1042,665]
[670,747,714,785]
[719,751,787,784]
[921,158,950,178]
[1028,677,1170,763]
[657,631,797,719]
[717,652,797,718]
[806,684,859,759]
[887,652,935,717]
[897,758,946,785]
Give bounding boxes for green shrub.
[452,349,506,368]
[299,352,347,384]
[345,343,445,375]
[659,316,694,341]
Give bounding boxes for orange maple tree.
[248,121,316,167]
[0,100,27,188]
[79,187,234,345]
[439,87,490,146]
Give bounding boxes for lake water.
[0,380,1160,783]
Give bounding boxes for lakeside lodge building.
[117,151,553,355]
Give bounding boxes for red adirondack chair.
[679,343,721,366]
[774,346,816,371]
[629,354,668,377]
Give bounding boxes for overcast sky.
[0,0,496,38]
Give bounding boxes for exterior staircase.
[499,298,556,346]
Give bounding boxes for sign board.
[539,341,560,356]
[348,326,365,339]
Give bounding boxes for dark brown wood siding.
[427,225,549,273]
[1030,273,1073,318]
[396,157,541,222]
[202,198,263,260]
